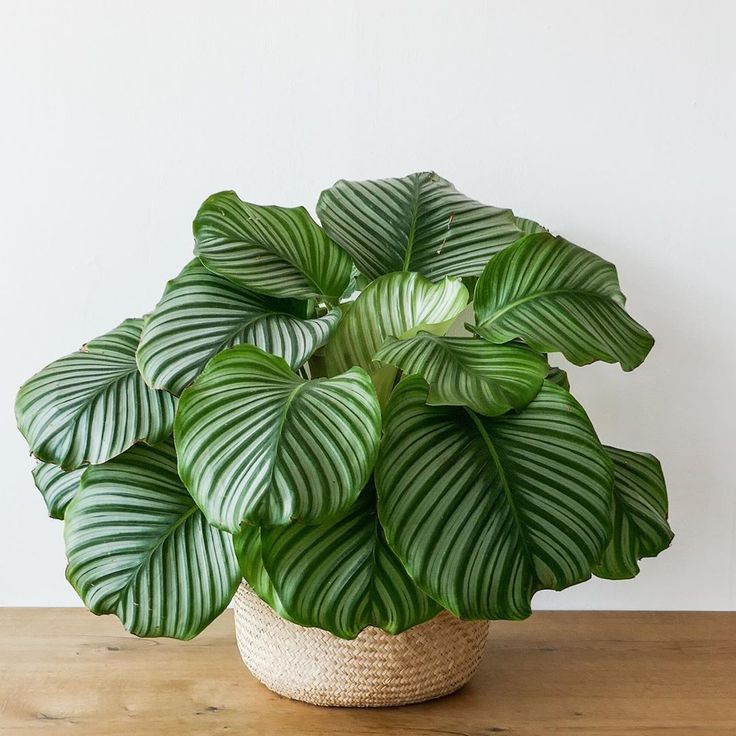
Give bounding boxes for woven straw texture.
[233,582,489,707]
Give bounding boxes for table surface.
[1,609,734,736]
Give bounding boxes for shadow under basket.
[233,582,490,707]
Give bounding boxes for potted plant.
[15,172,673,707]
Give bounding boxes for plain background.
[1,0,734,609]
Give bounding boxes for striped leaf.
[376,377,614,620]
[137,259,341,395]
[546,366,570,390]
[193,191,352,300]
[325,272,468,403]
[15,319,177,470]
[233,526,293,621]
[374,333,547,416]
[472,233,654,371]
[317,171,523,281]
[32,462,84,520]
[594,446,673,579]
[175,345,381,531]
[64,440,239,639]
[261,487,441,638]
[515,216,548,234]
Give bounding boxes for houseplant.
[15,171,673,707]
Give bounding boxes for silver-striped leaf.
[261,488,441,638]
[594,446,673,580]
[515,216,548,234]
[175,345,381,531]
[15,319,177,470]
[233,526,293,621]
[374,333,547,416]
[325,272,468,403]
[317,171,523,281]
[193,191,352,300]
[376,377,614,620]
[546,366,570,390]
[471,233,654,371]
[32,462,85,520]
[64,439,239,639]
[137,258,341,395]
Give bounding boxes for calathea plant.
[15,172,673,640]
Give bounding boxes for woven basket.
[233,582,489,707]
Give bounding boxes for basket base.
[233,583,489,707]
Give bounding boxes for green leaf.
[376,377,613,620]
[515,216,548,234]
[64,440,239,639]
[32,463,84,520]
[462,275,480,300]
[325,272,468,405]
[545,366,570,391]
[325,271,468,374]
[15,319,177,470]
[175,345,381,531]
[374,333,547,416]
[233,525,293,621]
[137,259,341,395]
[471,233,654,371]
[594,446,673,579]
[261,487,441,638]
[317,171,523,281]
[339,265,365,302]
[193,191,352,300]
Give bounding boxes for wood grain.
[1,609,734,735]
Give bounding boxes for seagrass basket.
[233,582,489,707]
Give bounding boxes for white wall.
[1,0,734,609]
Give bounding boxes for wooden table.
[1,609,734,735]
